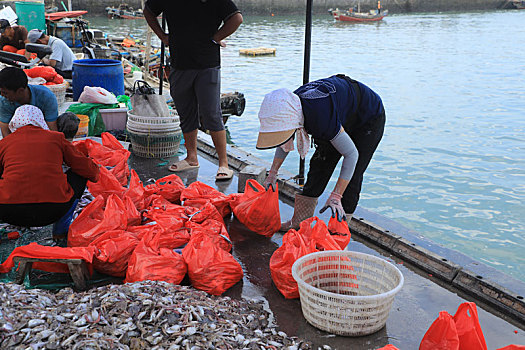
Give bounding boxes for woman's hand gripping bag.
[231,179,280,238]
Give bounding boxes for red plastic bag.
[101,132,124,150]
[420,302,486,350]
[125,169,146,211]
[453,303,487,350]
[0,243,96,274]
[420,311,460,350]
[87,166,126,200]
[182,233,243,295]
[181,181,232,217]
[186,219,232,252]
[68,194,128,247]
[377,346,400,350]
[497,346,525,350]
[269,228,314,299]
[125,238,187,284]
[90,230,139,277]
[328,216,351,249]
[24,66,57,81]
[230,179,280,237]
[144,174,185,203]
[123,196,141,226]
[269,217,342,299]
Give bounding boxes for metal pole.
[158,14,166,95]
[299,0,313,186]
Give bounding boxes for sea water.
[88,10,525,282]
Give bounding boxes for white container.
[132,70,143,84]
[99,108,128,131]
[292,250,404,336]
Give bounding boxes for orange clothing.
[0,125,99,204]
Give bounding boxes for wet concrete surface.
[130,149,525,350]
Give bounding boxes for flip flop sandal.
[168,159,200,172]
[215,167,234,181]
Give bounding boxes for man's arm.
[43,58,57,67]
[0,122,11,137]
[212,13,243,45]
[144,7,168,46]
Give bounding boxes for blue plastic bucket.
[72,59,124,101]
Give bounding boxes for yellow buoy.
[239,48,276,56]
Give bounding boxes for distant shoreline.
[2,0,516,16]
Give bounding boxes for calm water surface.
[87,11,525,282]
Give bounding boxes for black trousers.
[55,68,72,79]
[0,170,87,227]
[302,111,386,214]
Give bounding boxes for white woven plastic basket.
[291,250,404,336]
[46,82,68,107]
[126,109,182,158]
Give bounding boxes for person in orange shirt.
[0,105,99,237]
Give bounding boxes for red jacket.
[0,125,100,204]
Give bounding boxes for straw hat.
[256,88,303,149]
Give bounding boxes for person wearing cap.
[26,29,75,79]
[0,104,99,237]
[256,74,385,231]
[0,19,28,50]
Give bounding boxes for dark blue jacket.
[294,75,384,141]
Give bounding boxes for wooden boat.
[106,4,144,19]
[332,7,387,22]
[45,11,87,21]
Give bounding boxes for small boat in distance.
[331,8,387,22]
[106,4,144,19]
[330,1,387,22]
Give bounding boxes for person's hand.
[263,169,278,191]
[320,192,346,222]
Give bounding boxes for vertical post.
[158,14,166,95]
[67,0,72,11]
[299,0,313,186]
[144,28,152,79]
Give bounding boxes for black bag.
[130,80,170,117]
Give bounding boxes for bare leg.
[210,129,229,169]
[171,129,199,170]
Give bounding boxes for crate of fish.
[291,250,404,336]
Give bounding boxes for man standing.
[26,29,75,79]
[0,19,28,50]
[144,0,242,181]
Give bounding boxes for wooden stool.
[13,257,90,290]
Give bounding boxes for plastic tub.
[15,2,46,32]
[99,108,127,131]
[292,250,404,336]
[72,59,124,101]
[75,114,89,138]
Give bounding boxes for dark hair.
[0,67,28,91]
